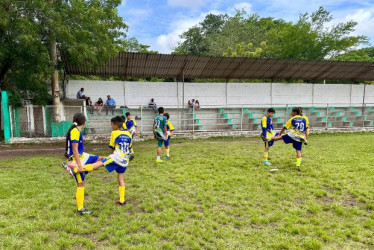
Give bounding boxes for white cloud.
[167,0,206,8]
[231,2,252,13]
[155,14,206,53]
[345,8,374,40]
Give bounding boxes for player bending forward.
[272,107,309,169]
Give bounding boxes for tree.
[333,47,374,62]
[0,0,127,114]
[174,13,228,55]
[174,7,368,60]
[267,7,367,59]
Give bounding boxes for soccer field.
[1,133,374,249]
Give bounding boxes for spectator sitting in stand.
[76,88,86,100]
[148,98,158,112]
[188,99,195,108]
[194,100,201,110]
[94,98,104,114]
[86,97,93,114]
[105,95,116,115]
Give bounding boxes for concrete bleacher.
[83,105,374,136]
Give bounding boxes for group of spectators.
[77,88,202,114]
[77,88,117,115]
[188,99,200,109]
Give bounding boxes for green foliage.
[0,134,374,248]
[0,0,127,106]
[334,47,374,62]
[175,7,367,60]
[223,41,267,57]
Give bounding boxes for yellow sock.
[165,148,170,157]
[263,152,268,161]
[296,157,302,167]
[76,187,85,211]
[118,186,125,203]
[84,164,93,171]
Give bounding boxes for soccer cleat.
[156,159,163,163]
[77,207,93,215]
[62,163,75,176]
[164,156,170,160]
[263,161,272,166]
[115,200,127,206]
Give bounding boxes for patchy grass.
[0,133,374,249]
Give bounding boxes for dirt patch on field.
[0,144,108,159]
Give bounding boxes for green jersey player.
[153,107,168,163]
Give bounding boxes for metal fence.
[6,103,374,139]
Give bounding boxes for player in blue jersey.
[261,108,276,166]
[68,116,133,206]
[122,112,138,138]
[61,113,104,215]
[272,107,309,169]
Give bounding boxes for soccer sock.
[118,186,125,203]
[76,187,85,211]
[165,148,170,157]
[263,152,269,161]
[157,156,160,160]
[84,164,93,172]
[296,157,302,167]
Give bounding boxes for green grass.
[1,133,374,249]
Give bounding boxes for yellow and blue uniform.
[164,120,175,146]
[101,130,133,173]
[123,119,137,137]
[67,127,99,183]
[262,116,275,147]
[282,115,309,151]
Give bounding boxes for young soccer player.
[122,112,138,138]
[299,107,309,145]
[261,108,276,166]
[272,107,308,169]
[68,116,133,206]
[153,107,168,163]
[163,113,175,159]
[62,113,104,215]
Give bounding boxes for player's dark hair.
[158,107,164,114]
[267,108,275,113]
[292,107,301,115]
[120,115,126,121]
[125,112,130,117]
[111,116,123,128]
[65,113,86,159]
[164,113,170,119]
[299,107,303,115]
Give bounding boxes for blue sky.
[118,0,374,53]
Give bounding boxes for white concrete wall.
[66,80,125,106]
[65,80,369,107]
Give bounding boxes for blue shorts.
[264,140,274,148]
[102,157,127,174]
[282,134,302,151]
[164,137,171,147]
[73,154,99,184]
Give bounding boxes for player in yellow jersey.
[163,113,175,159]
[261,108,277,166]
[122,112,138,138]
[272,107,308,169]
[68,116,133,206]
[62,113,104,215]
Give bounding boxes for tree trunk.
[48,0,61,122]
